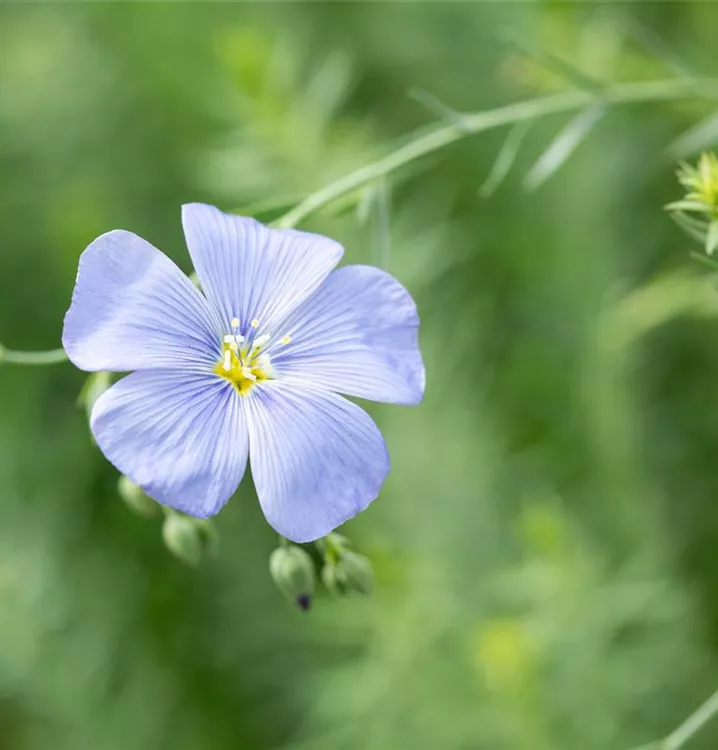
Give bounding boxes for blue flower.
[62,204,425,542]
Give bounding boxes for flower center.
[213,317,290,396]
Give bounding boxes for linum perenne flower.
[62,204,424,542]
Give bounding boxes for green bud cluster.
[268,533,374,611]
[318,533,374,598]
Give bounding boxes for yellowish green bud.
[321,551,373,597]
[162,512,203,567]
[341,551,374,595]
[320,562,344,596]
[118,475,158,518]
[77,371,112,418]
[269,545,315,611]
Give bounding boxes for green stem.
[4,77,718,367]
[629,687,718,750]
[0,346,68,365]
[275,77,718,229]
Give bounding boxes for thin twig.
[275,77,718,229]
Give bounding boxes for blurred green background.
[4,2,718,749]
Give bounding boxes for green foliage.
[3,3,718,750]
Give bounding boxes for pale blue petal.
[63,230,222,372]
[245,382,389,543]
[91,370,248,517]
[270,266,425,405]
[181,203,343,335]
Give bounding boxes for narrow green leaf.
[355,184,374,225]
[523,106,605,192]
[623,14,698,80]
[502,30,604,95]
[372,177,392,269]
[690,251,718,273]
[667,110,718,159]
[706,219,718,255]
[321,159,431,220]
[407,87,469,131]
[664,200,712,213]
[479,120,532,198]
[671,211,709,245]
[304,50,354,123]
[674,210,711,231]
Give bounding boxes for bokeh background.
[4,2,718,749]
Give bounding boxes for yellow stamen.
[214,337,272,396]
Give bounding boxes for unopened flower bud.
[269,545,315,611]
[341,551,374,595]
[322,551,373,597]
[162,512,203,567]
[320,562,345,596]
[118,475,158,518]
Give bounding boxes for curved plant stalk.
[274,77,718,228]
[4,77,718,365]
[629,686,718,750]
[0,346,68,365]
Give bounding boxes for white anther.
[257,353,272,370]
[241,366,257,381]
[252,334,271,349]
[223,333,244,349]
[231,317,240,329]
[222,350,232,372]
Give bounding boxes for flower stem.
[274,77,718,229]
[4,78,718,367]
[629,687,718,750]
[0,346,68,366]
